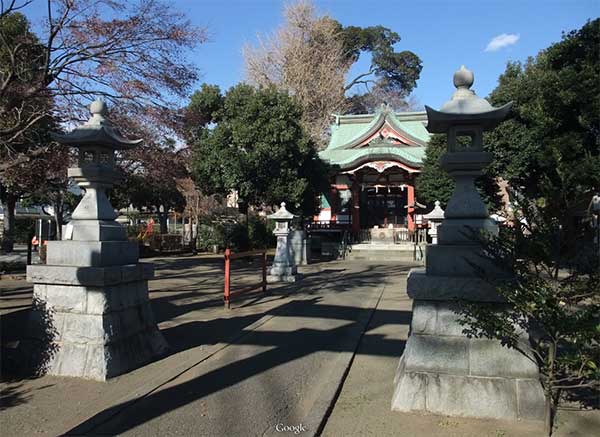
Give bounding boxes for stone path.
[322,272,600,437]
[2,254,597,436]
[0,255,413,436]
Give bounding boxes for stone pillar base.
[392,299,545,420]
[267,264,300,283]
[267,274,300,283]
[25,263,168,380]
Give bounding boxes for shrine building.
[316,105,430,236]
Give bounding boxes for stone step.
[351,243,415,251]
[346,251,417,262]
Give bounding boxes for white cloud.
[484,33,520,52]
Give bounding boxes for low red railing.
[223,248,268,309]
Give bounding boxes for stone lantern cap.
[52,99,142,150]
[423,200,445,221]
[425,66,512,133]
[268,202,296,221]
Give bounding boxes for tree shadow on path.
[66,263,413,435]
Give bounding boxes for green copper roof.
[321,108,430,170]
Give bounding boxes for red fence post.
[262,251,267,293]
[224,248,231,309]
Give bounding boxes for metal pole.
[224,248,231,309]
[262,251,267,293]
[27,230,33,265]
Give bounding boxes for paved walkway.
[322,273,599,437]
[0,255,413,436]
[2,254,597,436]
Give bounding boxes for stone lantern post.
[423,201,444,244]
[392,67,545,420]
[267,202,299,283]
[26,100,168,380]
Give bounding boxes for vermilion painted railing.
[223,248,267,309]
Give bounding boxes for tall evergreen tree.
[189,84,329,217]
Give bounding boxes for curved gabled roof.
[321,107,430,171]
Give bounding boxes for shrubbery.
[197,214,275,252]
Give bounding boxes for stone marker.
[289,229,309,266]
[267,202,300,282]
[423,201,444,244]
[392,66,545,420]
[25,100,168,380]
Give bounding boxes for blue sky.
[178,0,597,110]
[22,0,598,110]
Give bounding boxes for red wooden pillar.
[224,248,231,309]
[351,179,360,236]
[407,184,415,232]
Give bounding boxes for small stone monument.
[267,202,299,282]
[289,230,309,266]
[423,201,445,244]
[25,99,168,380]
[392,67,545,420]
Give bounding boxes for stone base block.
[392,369,545,420]
[267,273,300,283]
[24,264,167,380]
[426,244,504,277]
[28,263,153,286]
[407,268,504,302]
[47,240,138,267]
[438,218,498,244]
[392,298,545,421]
[69,219,127,241]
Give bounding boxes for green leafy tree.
[415,135,454,206]
[183,83,224,142]
[486,18,600,228]
[416,134,502,211]
[337,24,422,96]
[190,83,329,217]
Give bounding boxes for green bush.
[196,215,275,252]
[248,215,276,249]
[197,224,221,251]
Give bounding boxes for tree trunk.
[1,194,17,253]
[544,394,552,436]
[544,341,557,436]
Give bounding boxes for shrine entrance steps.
[346,243,417,262]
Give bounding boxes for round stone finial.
[453,65,474,89]
[435,200,441,207]
[280,202,286,208]
[90,99,108,116]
